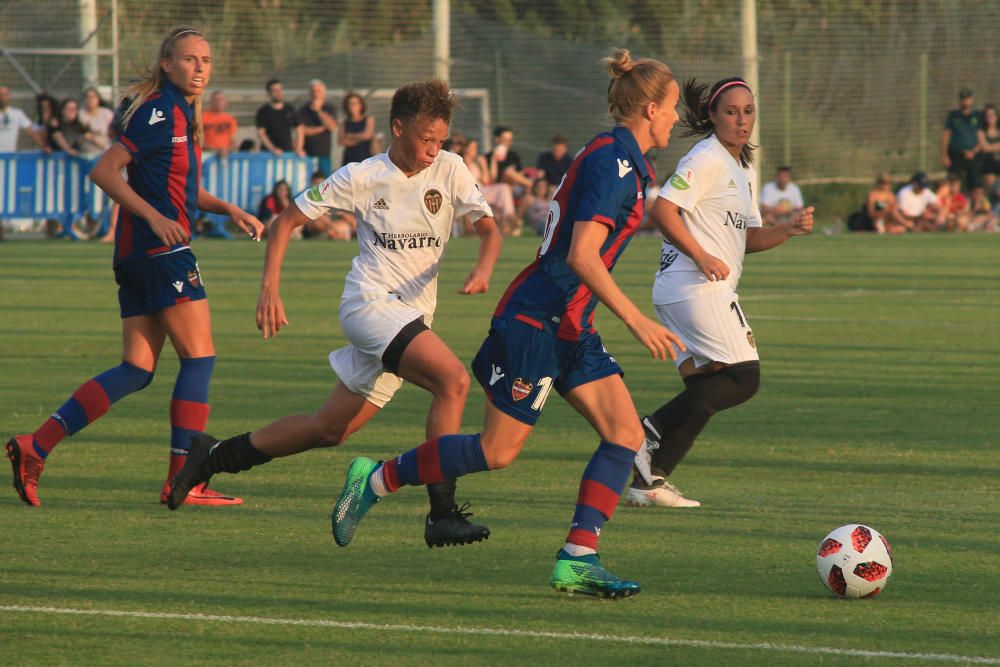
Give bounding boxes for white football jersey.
[295,150,492,317]
[653,134,761,305]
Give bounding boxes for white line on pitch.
[1,604,997,664]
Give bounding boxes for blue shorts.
[471,317,623,426]
[114,249,207,318]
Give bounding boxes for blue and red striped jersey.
[114,80,201,265]
[493,126,654,341]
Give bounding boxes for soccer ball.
[816,524,893,599]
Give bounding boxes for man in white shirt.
[760,165,804,226]
[0,86,43,152]
[894,171,939,232]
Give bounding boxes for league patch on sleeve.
[669,171,692,190]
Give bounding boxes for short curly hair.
[389,80,458,125]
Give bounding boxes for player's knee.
[724,361,760,405]
[481,438,523,470]
[606,423,645,450]
[312,417,348,448]
[431,364,470,403]
[121,362,154,392]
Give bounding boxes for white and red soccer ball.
[816,524,893,599]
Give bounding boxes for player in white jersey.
[168,81,504,548]
[627,77,814,508]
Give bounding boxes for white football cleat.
[625,479,701,508]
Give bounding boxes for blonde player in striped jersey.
[169,81,504,548]
[628,77,814,508]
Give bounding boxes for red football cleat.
[6,435,45,507]
[160,480,243,506]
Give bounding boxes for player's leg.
[631,294,760,508]
[167,381,381,510]
[6,309,160,506]
[331,317,544,546]
[156,295,243,506]
[552,372,644,598]
[391,324,494,547]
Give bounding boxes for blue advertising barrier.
[0,151,318,239]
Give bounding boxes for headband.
[708,80,751,108]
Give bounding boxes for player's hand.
[256,286,288,339]
[627,314,685,361]
[148,213,189,246]
[459,268,490,294]
[230,207,265,241]
[790,206,815,236]
[694,252,730,282]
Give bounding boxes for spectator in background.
[79,86,113,153]
[760,165,804,226]
[865,172,898,234]
[535,134,571,194]
[938,173,969,231]
[299,79,337,174]
[941,87,981,191]
[256,78,304,157]
[237,138,257,152]
[894,171,939,233]
[522,177,552,235]
[339,91,374,166]
[976,103,1000,178]
[257,179,292,226]
[50,98,88,156]
[0,85,44,151]
[967,184,997,232]
[487,125,533,191]
[453,133,517,236]
[202,90,238,159]
[35,93,60,153]
[301,170,356,240]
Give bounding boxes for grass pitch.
[1,232,998,665]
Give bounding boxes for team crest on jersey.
[423,187,443,215]
[187,269,201,289]
[511,378,533,401]
[746,331,756,348]
[669,171,691,190]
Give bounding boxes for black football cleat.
[167,432,217,510]
[424,501,491,548]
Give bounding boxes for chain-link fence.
[3,0,1000,183]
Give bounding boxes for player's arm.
[257,127,282,156]
[459,215,502,294]
[293,122,306,157]
[745,206,814,253]
[257,202,312,338]
[566,220,682,361]
[650,197,730,281]
[89,143,188,246]
[198,188,265,240]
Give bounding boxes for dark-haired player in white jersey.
[169,80,503,548]
[628,77,814,508]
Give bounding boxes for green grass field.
[1,233,998,666]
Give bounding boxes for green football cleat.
[332,457,381,547]
[550,550,641,599]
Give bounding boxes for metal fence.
[3,1,1000,183]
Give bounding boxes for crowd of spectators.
[10,77,998,242]
[848,87,1000,234]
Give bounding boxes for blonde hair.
[121,27,207,145]
[602,48,675,124]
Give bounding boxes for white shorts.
[654,283,759,369]
[329,292,427,408]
